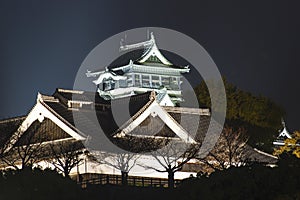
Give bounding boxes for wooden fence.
[76,173,181,188]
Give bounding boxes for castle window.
[142,75,150,87]
[135,74,141,86]
[170,77,179,90]
[161,76,170,88]
[103,79,115,91]
[151,75,160,88]
[127,75,133,87]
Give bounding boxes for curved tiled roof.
[103,49,187,73]
[40,89,154,150]
[0,116,25,148]
[0,88,278,167]
[40,89,214,153]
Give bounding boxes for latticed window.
[161,76,170,88]
[170,76,179,90]
[142,75,150,87]
[134,74,141,86]
[127,74,133,87]
[151,75,160,88]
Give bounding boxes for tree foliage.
[194,78,285,129]
[274,131,300,158]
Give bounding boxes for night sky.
[0,1,299,130]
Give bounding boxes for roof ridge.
[0,116,26,123]
[39,94,59,102]
[253,148,278,159]
[57,88,84,94]
[163,107,210,115]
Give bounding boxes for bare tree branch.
[47,140,84,177]
[1,120,46,170]
[197,126,249,173]
[139,138,200,188]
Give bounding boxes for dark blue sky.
[0,0,299,130]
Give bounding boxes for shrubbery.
[0,155,299,200]
[179,154,300,200]
[0,168,82,200]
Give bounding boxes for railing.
[76,173,181,188]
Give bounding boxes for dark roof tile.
[0,116,25,148]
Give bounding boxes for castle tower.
[86,32,190,105]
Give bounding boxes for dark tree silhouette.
[197,126,249,172]
[140,139,200,188]
[1,120,46,170]
[194,78,284,129]
[47,140,84,177]
[90,151,140,186]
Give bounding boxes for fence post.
[106,174,109,184]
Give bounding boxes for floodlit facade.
[86,32,189,104]
[0,32,278,182]
[0,89,212,179]
[0,89,278,180]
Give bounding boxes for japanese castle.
[0,32,278,184]
[86,32,190,105]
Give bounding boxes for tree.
[194,78,285,129]
[197,126,249,172]
[90,151,140,186]
[0,117,25,162]
[1,120,46,170]
[89,134,159,186]
[47,140,84,177]
[140,139,200,188]
[274,131,300,158]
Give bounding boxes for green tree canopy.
[274,131,300,158]
[194,78,285,129]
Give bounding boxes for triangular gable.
[138,42,172,66]
[278,127,292,139]
[114,98,196,144]
[128,115,176,138]
[277,119,292,139]
[14,118,72,147]
[137,33,172,66]
[4,93,86,153]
